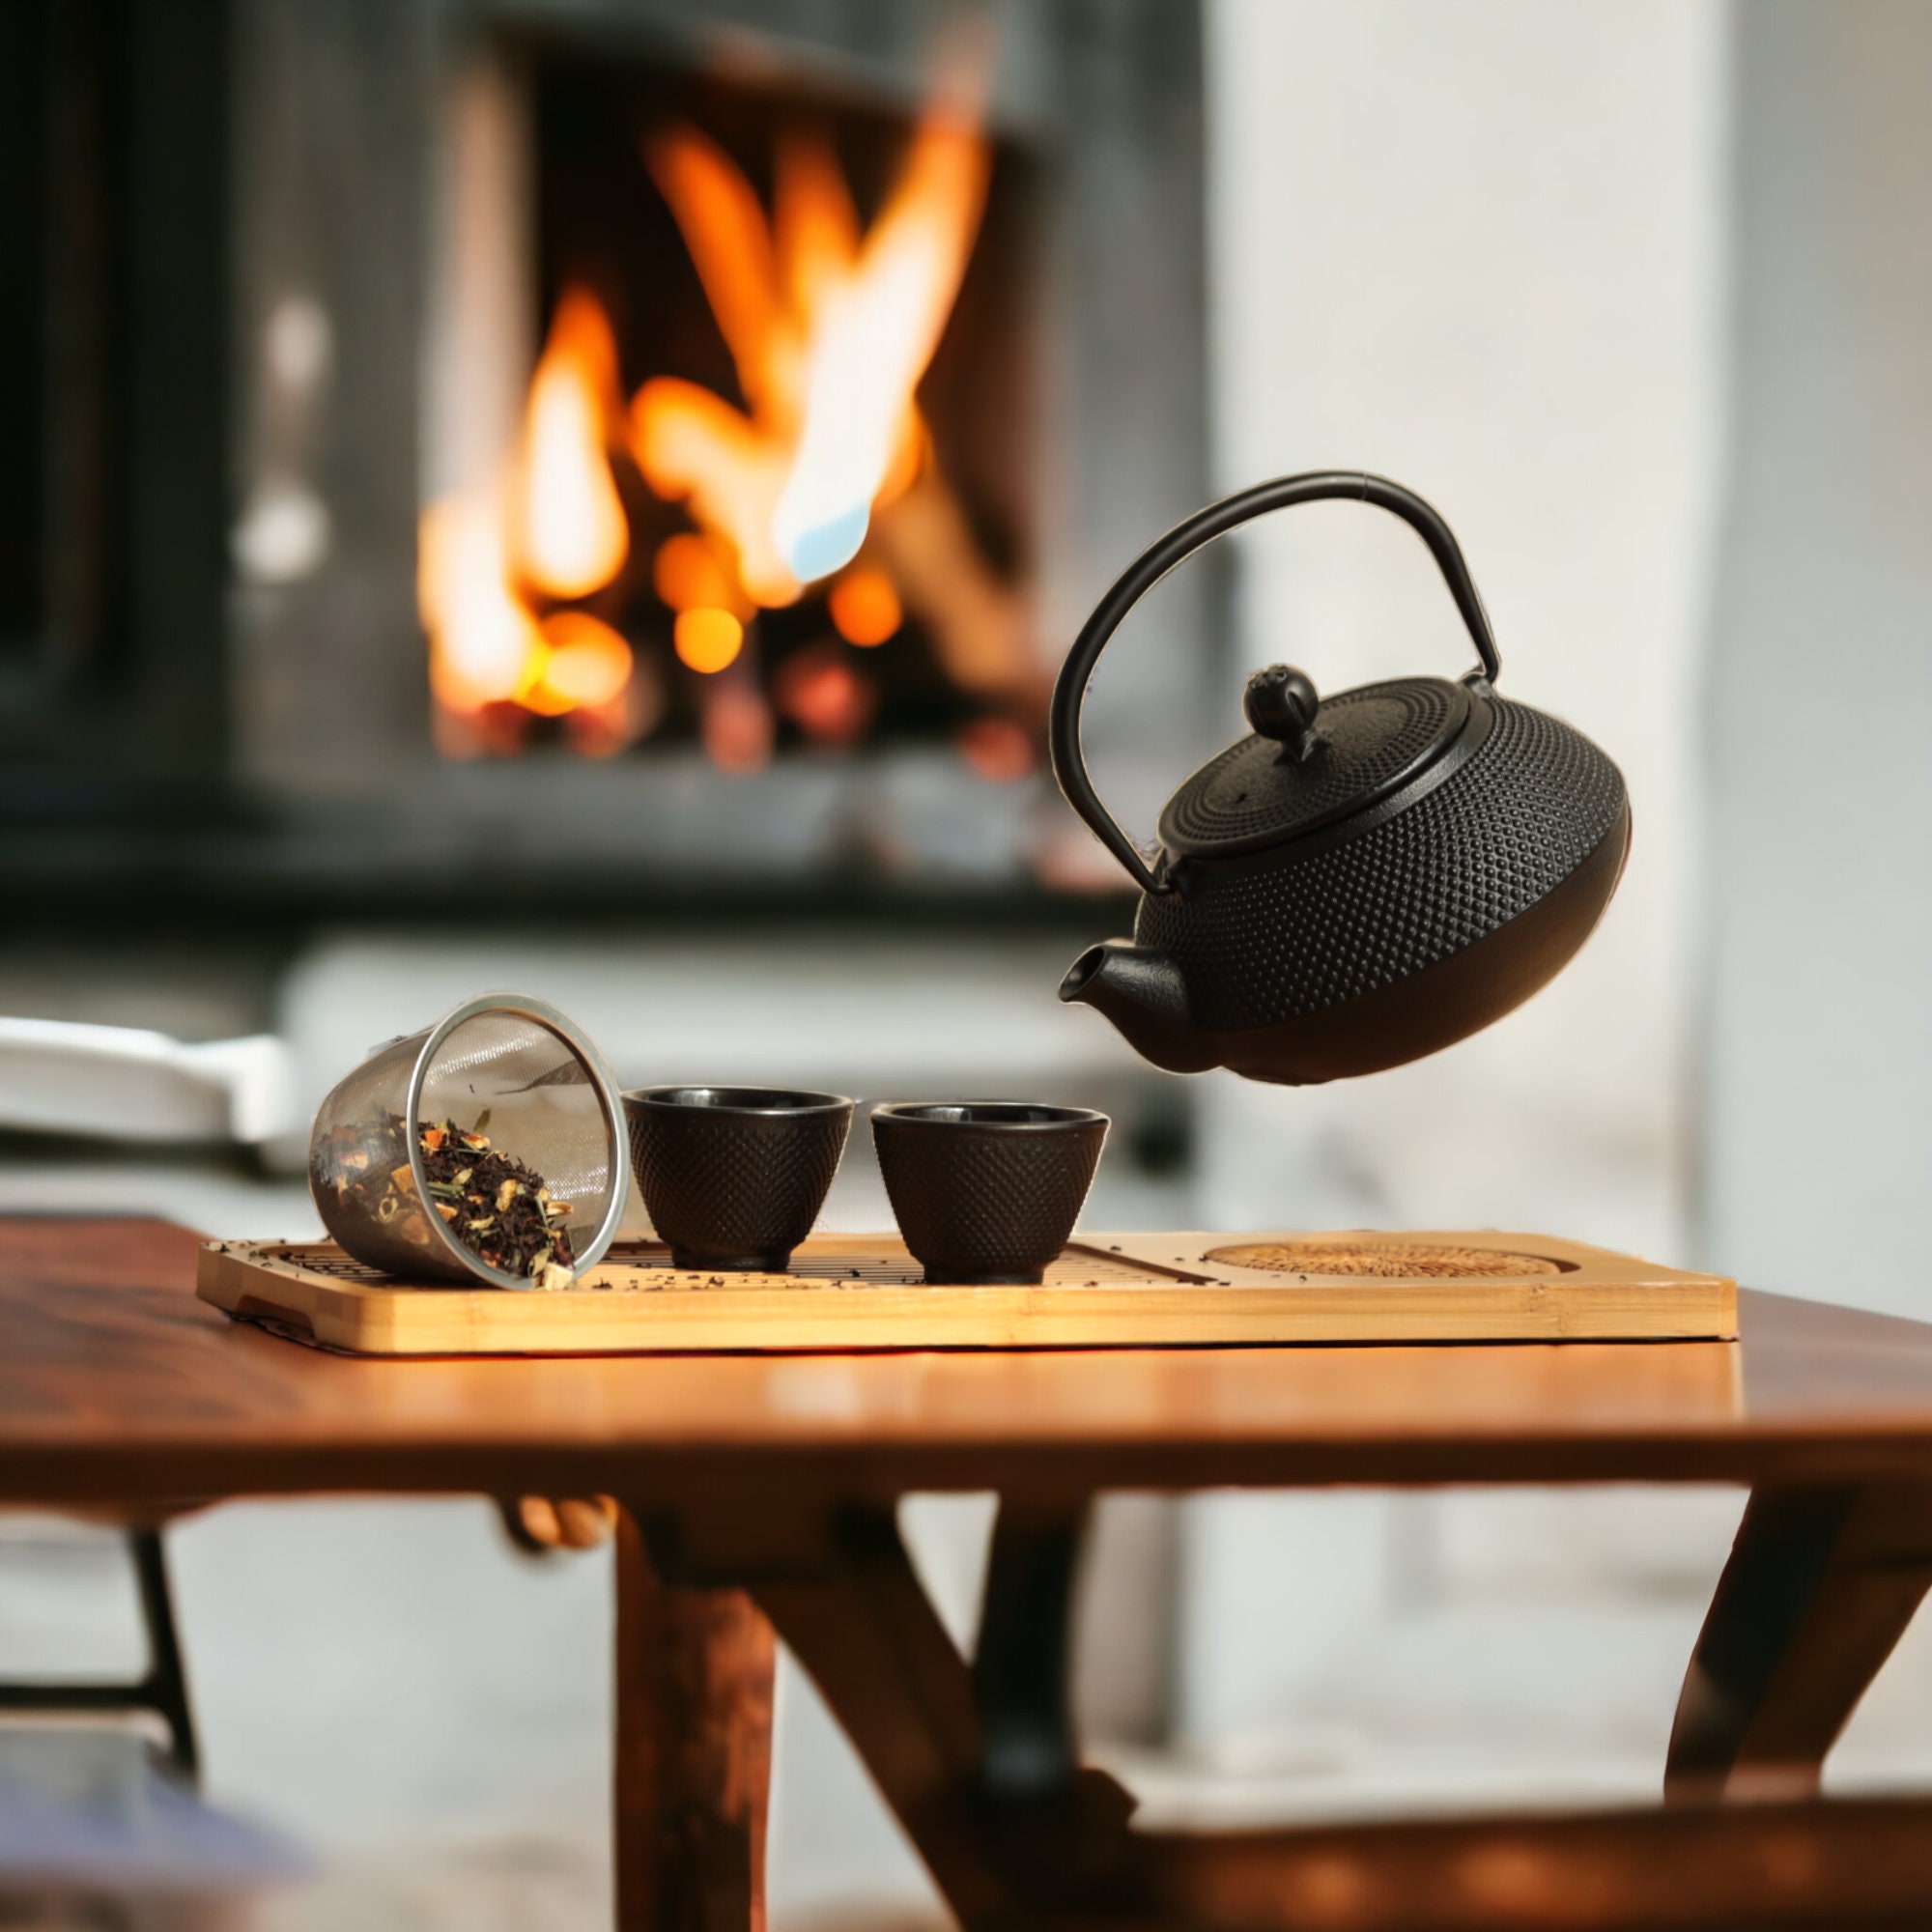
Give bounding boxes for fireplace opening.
[5,2,1210,922]
[423,34,1043,782]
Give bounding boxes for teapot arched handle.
[1048,471,1502,897]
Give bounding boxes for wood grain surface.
[7,1217,1932,1506]
[191,1229,1736,1355]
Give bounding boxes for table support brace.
[1666,1481,1932,1804]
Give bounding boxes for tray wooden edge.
[194,1232,1738,1357]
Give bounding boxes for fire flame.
[633,77,989,599]
[773,110,986,582]
[514,291,629,599]
[421,288,637,748]
[418,39,1032,772]
[419,495,543,712]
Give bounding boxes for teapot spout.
[1059,941,1217,1075]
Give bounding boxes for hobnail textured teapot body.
[1050,474,1630,1086]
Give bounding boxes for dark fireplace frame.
[1,0,1217,926]
[0,0,230,831]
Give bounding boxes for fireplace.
[1,0,1217,922]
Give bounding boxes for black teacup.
[870,1101,1110,1286]
[624,1087,853,1272]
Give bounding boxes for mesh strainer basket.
[308,993,629,1289]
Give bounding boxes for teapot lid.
[1158,667,1475,859]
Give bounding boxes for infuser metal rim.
[404,991,632,1293]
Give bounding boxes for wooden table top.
[6,1217,1932,1506]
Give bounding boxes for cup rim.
[625,1084,854,1119]
[871,1100,1110,1131]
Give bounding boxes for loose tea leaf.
[324,1113,577,1288]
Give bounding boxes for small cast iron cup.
[623,1087,854,1273]
[870,1101,1110,1286]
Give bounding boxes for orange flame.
[419,495,545,714]
[773,104,986,582]
[514,290,630,599]
[420,289,642,745]
[632,70,988,601]
[419,36,1019,766]
[533,611,635,709]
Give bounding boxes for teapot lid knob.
[1243,664,1324,762]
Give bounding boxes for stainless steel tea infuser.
[309,993,630,1288]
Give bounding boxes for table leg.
[131,1524,200,1781]
[613,1507,776,1932]
[1666,1482,1932,1804]
[751,1500,1136,1932]
[973,1499,1088,1802]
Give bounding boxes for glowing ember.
[537,611,635,708]
[674,608,745,674]
[701,678,774,772]
[569,652,665,759]
[514,290,629,600]
[653,532,742,613]
[956,716,1036,782]
[774,641,877,744]
[828,565,903,646]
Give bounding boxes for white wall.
[1179,0,1732,1768]
[1197,0,1726,1256]
[1701,0,1932,1316]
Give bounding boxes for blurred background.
[1,0,1929,1926]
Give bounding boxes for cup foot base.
[668,1247,794,1274]
[917,1265,1048,1287]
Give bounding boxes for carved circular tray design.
[1204,1241,1573,1278]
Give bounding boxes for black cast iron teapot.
[1050,472,1630,1084]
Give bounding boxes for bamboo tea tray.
[195,1230,1735,1356]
